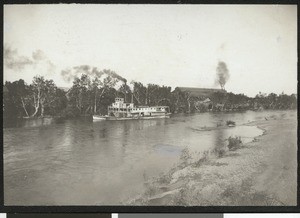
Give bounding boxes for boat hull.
[93,113,171,121]
[92,115,107,121]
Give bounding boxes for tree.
[5,78,68,119]
[210,91,227,104]
[130,83,168,106]
[67,71,119,115]
[155,86,172,106]
[97,87,117,115]
[39,80,57,117]
[91,77,101,114]
[118,83,132,102]
[145,84,160,105]
[94,75,118,114]
[29,76,58,117]
[131,81,147,105]
[67,74,91,114]
[266,93,277,109]
[46,88,68,116]
[30,76,44,117]
[5,79,31,118]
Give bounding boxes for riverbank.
[3,115,92,128]
[129,111,297,206]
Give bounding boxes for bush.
[212,145,226,158]
[227,136,242,151]
[226,120,236,126]
[180,147,192,167]
[193,150,209,167]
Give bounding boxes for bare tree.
[92,74,118,114]
[30,76,57,117]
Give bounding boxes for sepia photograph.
[3,4,297,207]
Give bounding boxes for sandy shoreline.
[128,111,297,206]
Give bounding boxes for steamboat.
[93,98,171,121]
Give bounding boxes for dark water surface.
[4,110,291,205]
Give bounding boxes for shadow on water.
[3,116,93,129]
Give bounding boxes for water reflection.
[154,144,182,156]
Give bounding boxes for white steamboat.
[93,98,171,121]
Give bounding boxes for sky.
[3,4,297,97]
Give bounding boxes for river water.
[4,110,291,205]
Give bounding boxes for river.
[4,110,291,205]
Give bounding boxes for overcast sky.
[4,4,297,97]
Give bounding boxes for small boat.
[92,115,107,121]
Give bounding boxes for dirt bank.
[129,111,297,206]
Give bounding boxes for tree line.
[178,91,297,113]
[3,72,297,121]
[3,71,174,120]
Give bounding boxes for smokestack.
[124,81,127,102]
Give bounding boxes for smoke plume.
[102,69,127,83]
[4,45,33,70]
[32,49,56,74]
[32,49,47,61]
[216,61,230,90]
[4,45,56,74]
[61,65,127,83]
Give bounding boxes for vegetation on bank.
[132,122,287,206]
[132,134,248,205]
[3,72,297,122]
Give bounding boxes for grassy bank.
[128,111,297,206]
